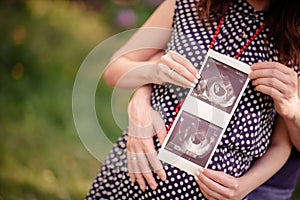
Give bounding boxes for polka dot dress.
[85,0,281,199]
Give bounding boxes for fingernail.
[194,176,199,181]
[248,73,253,78]
[150,182,158,190]
[169,50,176,54]
[190,83,196,88]
[161,174,167,181]
[196,168,204,176]
[194,78,199,84]
[140,184,146,191]
[196,73,201,79]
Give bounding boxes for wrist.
[237,176,254,199]
[143,61,161,85]
[133,85,152,100]
[130,85,153,110]
[292,98,300,122]
[283,97,300,124]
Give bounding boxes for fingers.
[249,62,298,103]
[195,169,240,200]
[156,127,167,145]
[127,101,168,191]
[252,77,287,93]
[127,152,135,182]
[137,152,158,190]
[201,168,238,189]
[147,151,166,181]
[149,109,167,180]
[250,62,294,75]
[150,109,167,145]
[249,68,289,85]
[128,151,148,191]
[158,63,195,88]
[127,136,167,191]
[127,151,157,191]
[249,62,297,85]
[196,176,223,200]
[195,170,225,199]
[165,50,198,81]
[253,82,284,101]
[158,50,200,88]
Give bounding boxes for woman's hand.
[154,50,199,88]
[249,62,299,120]
[126,85,168,191]
[195,169,247,200]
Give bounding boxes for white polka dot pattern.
[152,0,278,179]
[84,0,296,199]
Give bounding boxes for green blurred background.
[0,0,299,199]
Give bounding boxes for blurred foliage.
[0,0,299,199]
[0,0,158,199]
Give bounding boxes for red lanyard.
[209,10,266,59]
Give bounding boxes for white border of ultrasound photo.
[158,49,252,176]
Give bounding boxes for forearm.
[283,76,300,150]
[283,102,300,151]
[131,84,153,103]
[128,84,153,122]
[238,141,291,196]
[103,0,175,89]
[238,116,292,197]
[105,47,166,89]
[104,57,159,89]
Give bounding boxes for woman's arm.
[237,115,292,197]
[195,115,292,200]
[103,0,172,88]
[280,76,300,150]
[103,0,199,89]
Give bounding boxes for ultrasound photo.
[165,111,222,167]
[191,57,248,113]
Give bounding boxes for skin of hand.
[249,62,300,150]
[126,85,168,191]
[195,168,242,200]
[194,116,291,200]
[249,62,299,120]
[154,50,200,88]
[126,48,199,191]
[147,50,200,88]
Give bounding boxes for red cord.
[209,5,266,59]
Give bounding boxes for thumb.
[150,109,167,145]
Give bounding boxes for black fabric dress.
[85,0,286,199]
